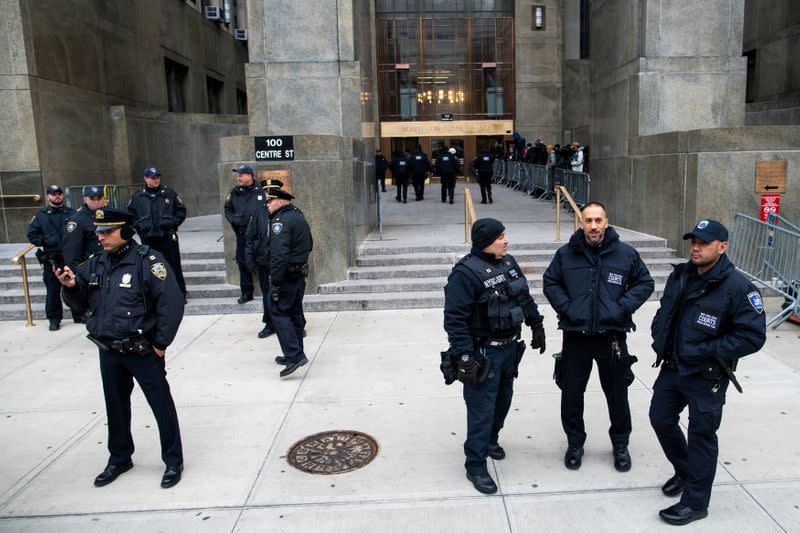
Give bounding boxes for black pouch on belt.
[509,339,526,379]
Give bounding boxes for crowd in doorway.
[499,133,588,174]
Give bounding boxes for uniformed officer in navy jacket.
[57,208,185,489]
[649,219,766,526]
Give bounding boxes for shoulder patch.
[747,291,764,314]
[150,262,168,280]
[67,221,78,233]
[30,215,36,224]
[226,194,231,201]
[272,222,283,235]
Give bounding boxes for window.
[236,88,248,115]
[206,76,223,114]
[164,58,188,113]
[532,6,545,31]
[580,0,590,58]
[744,49,757,103]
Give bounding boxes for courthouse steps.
[0,238,679,319]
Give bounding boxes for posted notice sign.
[255,136,294,161]
[760,193,781,222]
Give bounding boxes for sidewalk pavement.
[1,184,798,532]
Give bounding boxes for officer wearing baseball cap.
[27,183,76,330]
[649,219,766,525]
[58,207,186,489]
[225,165,262,304]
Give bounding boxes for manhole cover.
[287,430,379,475]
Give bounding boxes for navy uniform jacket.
[127,186,187,239]
[434,153,460,176]
[63,242,185,350]
[62,205,102,269]
[224,184,262,234]
[471,151,495,174]
[268,204,313,286]
[651,254,766,376]
[444,249,543,356]
[244,204,270,270]
[410,151,431,174]
[389,155,410,182]
[27,204,75,257]
[543,227,654,333]
[375,154,388,177]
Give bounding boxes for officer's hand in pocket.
[530,324,547,354]
[457,354,478,385]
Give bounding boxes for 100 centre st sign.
[254,136,294,161]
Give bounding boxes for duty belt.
[482,334,519,348]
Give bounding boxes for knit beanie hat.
[471,218,505,250]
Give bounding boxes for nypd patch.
[67,221,78,233]
[747,291,764,314]
[272,222,283,235]
[150,262,167,280]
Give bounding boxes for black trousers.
[376,172,386,192]
[42,265,65,321]
[269,275,306,364]
[560,331,634,448]
[234,232,254,297]
[142,234,186,296]
[257,265,273,326]
[463,342,517,475]
[478,173,493,202]
[440,174,456,202]
[395,179,408,201]
[412,172,426,199]
[650,367,727,510]
[99,348,183,467]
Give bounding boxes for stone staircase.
[0,238,679,320]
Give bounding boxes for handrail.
[11,243,36,327]
[464,188,477,243]
[555,185,582,241]
[0,194,41,202]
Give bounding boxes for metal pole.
[556,186,561,241]
[464,188,469,243]
[376,179,383,240]
[20,258,34,327]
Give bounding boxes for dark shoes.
[161,464,183,489]
[662,474,685,497]
[237,294,254,304]
[280,356,308,377]
[73,316,86,324]
[489,198,493,203]
[564,445,584,470]
[466,472,498,495]
[488,443,506,460]
[481,200,487,204]
[613,446,631,472]
[257,325,275,338]
[48,319,60,331]
[449,199,454,204]
[658,503,708,525]
[94,461,133,487]
[402,199,407,203]
[275,355,288,365]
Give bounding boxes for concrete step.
[0,257,225,277]
[358,239,669,256]
[0,270,227,292]
[356,249,678,267]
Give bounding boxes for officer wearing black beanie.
[443,217,547,495]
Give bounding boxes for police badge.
[150,262,168,280]
[67,221,78,233]
[119,273,132,288]
[272,222,283,235]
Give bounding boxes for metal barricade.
[560,170,591,207]
[64,185,140,210]
[728,212,800,328]
[492,159,504,182]
[506,161,521,189]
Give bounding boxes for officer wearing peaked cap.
[225,165,263,304]
[57,208,186,489]
[265,184,313,378]
[649,219,766,526]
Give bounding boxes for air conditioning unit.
[234,28,248,41]
[204,6,222,21]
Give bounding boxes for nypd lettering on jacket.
[484,273,506,288]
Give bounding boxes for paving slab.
[0,509,240,532]
[745,480,800,532]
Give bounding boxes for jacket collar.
[470,247,502,264]
[568,226,620,254]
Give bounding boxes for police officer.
[435,147,460,204]
[375,149,388,193]
[27,184,76,330]
[265,186,313,378]
[543,201,654,472]
[444,218,546,494]
[127,167,187,297]
[649,219,766,526]
[389,151,410,203]
[410,145,431,201]
[224,165,263,304]
[245,179,281,339]
[471,147,495,204]
[56,208,185,489]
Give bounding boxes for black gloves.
[457,354,478,385]
[530,324,547,354]
[270,284,280,303]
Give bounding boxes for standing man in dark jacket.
[224,165,263,304]
[27,184,75,330]
[649,219,766,526]
[543,202,654,472]
[389,151,410,203]
[374,149,388,193]
[471,147,495,204]
[444,218,547,494]
[62,186,105,270]
[57,208,185,489]
[410,145,431,201]
[127,167,187,297]
[266,186,313,378]
[435,147,460,204]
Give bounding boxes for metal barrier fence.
[728,212,800,328]
[64,185,140,210]
[491,160,589,205]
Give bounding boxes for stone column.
[219,1,378,291]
